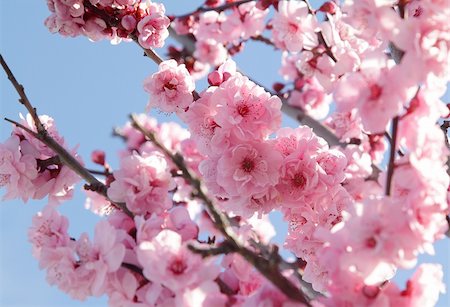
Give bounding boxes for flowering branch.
[175,0,255,19]
[130,113,314,305]
[0,54,133,218]
[385,117,399,196]
[301,0,337,62]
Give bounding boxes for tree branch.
[385,117,399,196]
[130,113,313,305]
[1,55,133,218]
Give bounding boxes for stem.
[130,114,313,305]
[301,0,337,63]
[385,117,399,196]
[0,55,46,134]
[1,55,133,218]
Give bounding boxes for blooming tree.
[1,0,449,306]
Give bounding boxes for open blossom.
[288,78,332,120]
[334,52,416,133]
[136,2,170,48]
[0,135,38,201]
[143,59,195,113]
[216,140,282,200]
[194,39,228,67]
[75,220,126,296]
[220,2,268,42]
[107,151,175,215]
[271,0,318,52]
[212,73,282,140]
[28,205,70,258]
[137,230,219,291]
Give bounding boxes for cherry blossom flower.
[107,151,175,215]
[271,0,318,52]
[143,59,195,113]
[137,230,219,291]
[136,2,170,49]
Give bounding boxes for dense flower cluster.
[45,0,170,48]
[1,0,449,306]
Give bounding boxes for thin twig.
[1,55,133,218]
[385,117,399,196]
[0,55,46,134]
[130,114,312,305]
[301,0,337,63]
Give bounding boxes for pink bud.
[208,71,223,86]
[318,2,337,15]
[91,150,106,165]
[121,15,137,31]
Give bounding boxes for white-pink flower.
[272,0,318,52]
[136,2,170,49]
[0,135,38,201]
[137,229,219,291]
[107,151,175,215]
[143,59,195,113]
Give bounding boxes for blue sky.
[0,1,449,306]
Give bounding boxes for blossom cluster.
[1,114,80,204]
[45,0,170,48]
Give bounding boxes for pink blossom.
[288,78,332,120]
[271,0,318,52]
[0,135,38,201]
[84,189,115,216]
[107,151,175,215]
[107,269,142,307]
[175,281,227,307]
[143,59,195,113]
[166,206,199,241]
[212,73,282,140]
[194,11,226,43]
[28,205,70,258]
[216,140,282,200]
[137,230,219,291]
[334,53,416,133]
[221,2,268,42]
[194,39,228,67]
[73,220,126,296]
[394,263,445,307]
[134,214,163,244]
[136,2,170,49]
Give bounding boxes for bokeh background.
[1,1,449,306]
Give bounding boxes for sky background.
[0,1,449,306]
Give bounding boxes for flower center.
[369,84,382,100]
[164,82,177,90]
[241,158,255,173]
[288,22,298,33]
[237,104,250,117]
[0,174,10,187]
[365,237,377,248]
[169,258,187,275]
[291,172,306,188]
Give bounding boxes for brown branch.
[250,35,275,47]
[385,117,399,196]
[175,0,255,19]
[1,55,133,218]
[121,262,144,276]
[167,28,342,146]
[130,114,312,305]
[0,55,46,134]
[301,0,337,63]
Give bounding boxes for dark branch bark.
[1,55,133,218]
[130,114,313,305]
